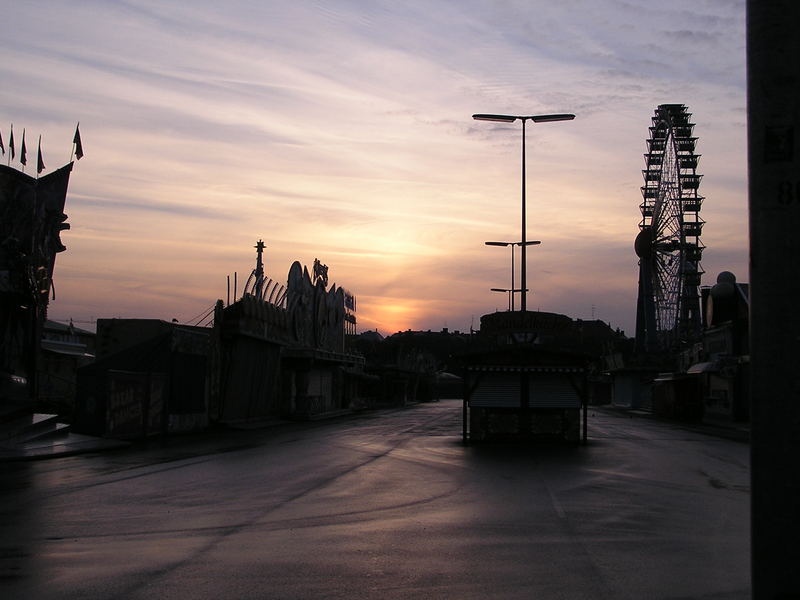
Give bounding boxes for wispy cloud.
[2,0,748,335]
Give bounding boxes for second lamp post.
[485,240,541,311]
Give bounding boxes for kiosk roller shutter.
[529,375,581,408]
[470,373,519,407]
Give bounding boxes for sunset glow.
[2,1,747,336]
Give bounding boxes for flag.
[0,130,4,156]
[73,123,83,160]
[9,125,14,160]
[20,129,27,166]
[37,135,45,174]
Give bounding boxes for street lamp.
[490,288,513,311]
[485,240,541,311]
[473,112,575,311]
[490,287,531,311]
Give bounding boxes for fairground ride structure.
[634,104,704,354]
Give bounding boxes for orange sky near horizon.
[2,1,748,337]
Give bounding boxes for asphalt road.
[0,400,750,599]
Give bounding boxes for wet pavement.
[0,400,750,599]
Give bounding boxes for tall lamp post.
[485,240,541,311]
[473,113,574,311]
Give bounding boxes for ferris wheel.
[634,104,704,354]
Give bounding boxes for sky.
[2,0,748,336]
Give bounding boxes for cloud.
[1,0,747,338]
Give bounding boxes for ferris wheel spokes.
[635,104,704,354]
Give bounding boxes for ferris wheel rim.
[637,103,704,350]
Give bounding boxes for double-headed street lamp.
[490,287,531,311]
[490,288,516,311]
[485,240,540,311]
[473,113,575,311]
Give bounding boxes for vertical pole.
[254,240,265,298]
[520,119,527,311]
[748,2,800,597]
[511,244,515,311]
[70,122,77,163]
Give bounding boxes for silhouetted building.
[1,163,73,405]
[458,310,608,443]
[71,247,369,434]
[74,319,210,438]
[38,320,95,416]
[210,251,365,423]
[688,271,750,422]
[351,328,475,405]
[613,271,750,423]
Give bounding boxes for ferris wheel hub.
[634,228,654,259]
